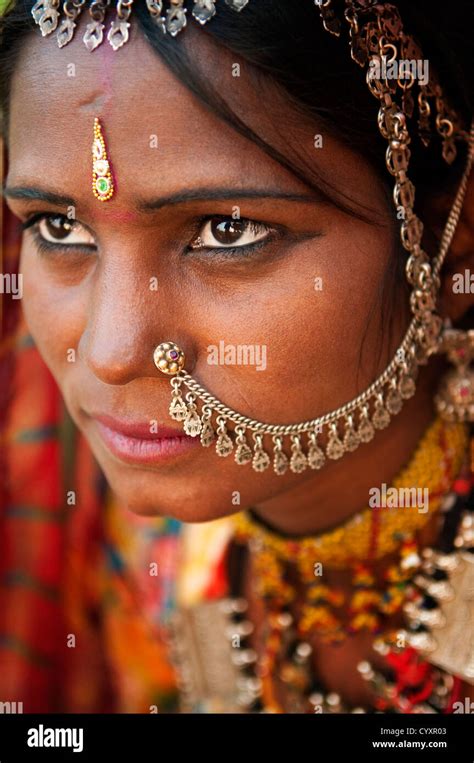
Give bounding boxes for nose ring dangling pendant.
[153,342,190,425]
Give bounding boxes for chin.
[122,492,239,524]
[101,465,240,524]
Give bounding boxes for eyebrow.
[138,187,321,211]
[3,186,76,207]
[2,184,322,212]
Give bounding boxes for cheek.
[20,244,85,383]
[191,220,394,420]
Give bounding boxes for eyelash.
[187,216,280,259]
[22,213,96,257]
[22,213,281,259]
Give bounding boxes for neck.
[252,362,442,536]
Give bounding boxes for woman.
[0,0,473,713]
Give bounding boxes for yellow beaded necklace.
[232,416,469,646]
[233,416,468,570]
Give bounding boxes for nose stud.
[153,341,186,375]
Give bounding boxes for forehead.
[7,27,311,212]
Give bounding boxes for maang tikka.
[149,1,474,476]
[92,117,115,201]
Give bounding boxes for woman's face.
[5,29,408,521]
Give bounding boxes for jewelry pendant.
[57,18,76,48]
[183,394,202,437]
[252,434,270,472]
[92,118,115,201]
[169,395,187,422]
[326,424,344,460]
[357,407,375,443]
[192,0,216,25]
[289,435,307,473]
[107,19,131,50]
[200,407,216,447]
[272,436,289,475]
[435,328,474,422]
[343,416,360,452]
[386,381,403,415]
[56,0,86,48]
[307,432,325,470]
[32,0,61,36]
[166,1,187,36]
[234,427,253,465]
[39,5,60,36]
[372,395,391,429]
[83,21,105,51]
[215,417,233,457]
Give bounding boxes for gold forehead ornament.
[92,117,115,201]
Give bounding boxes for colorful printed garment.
[1,196,473,714]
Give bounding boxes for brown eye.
[190,216,273,251]
[44,215,74,240]
[35,215,96,246]
[210,218,247,245]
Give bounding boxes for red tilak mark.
[95,209,138,224]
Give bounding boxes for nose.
[78,256,169,386]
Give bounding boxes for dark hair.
[0,0,473,363]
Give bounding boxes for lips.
[93,414,186,440]
[89,413,200,465]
